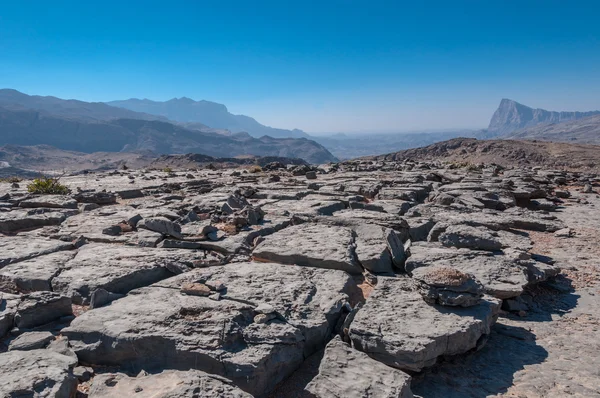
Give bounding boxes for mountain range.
[108,97,308,139]
[0,90,336,163]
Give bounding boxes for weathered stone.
[253,224,362,274]
[406,242,529,299]
[8,331,54,351]
[138,217,183,239]
[305,336,413,398]
[0,236,72,268]
[0,349,78,398]
[0,251,75,293]
[410,265,484,307]
[19,195,78,209]
[438,224,503,251]
[349,277,500,372]
[89,370,252,398]
[51,244,198,304]
[63,263,354,396]
[181,282,212,296]
[0,209,69,233]
[89,288,125,309]
[14,291,73,329]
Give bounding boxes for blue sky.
[1,0,599,133]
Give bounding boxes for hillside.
[368,137,600,172]
[0,107,337,164]
[0,88,164,122]
[487,99,600,136]
[108,97,309,139]
[504,114,600,144]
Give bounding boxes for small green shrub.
[27,177,70,195]
[163,167,173,173]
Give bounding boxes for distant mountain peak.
[107,97,308,139]
[487,99,600,136]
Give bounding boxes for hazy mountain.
[0,107,337,163]
[0,89,164,122]
[504,114,600,144]
[107,97,309,138]
[487,98,600,136]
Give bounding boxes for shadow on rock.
[411,324,548,398]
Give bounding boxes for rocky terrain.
[371,138,600,173]
[0,155,599,397]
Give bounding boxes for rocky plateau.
[0,156,599,398]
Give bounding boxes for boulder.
[0,350,77,397]
[14,291,73,329]
[349,277,500,372]
[138,217,183,239]
[305,336,413,398]
[438,224,502,251]
[89,370,252,398]
[253,224,362,274]
[0,251,75,293]
[63,262,354,396]
[410,265,484,307]
[0,236,73,268]
[406,242,529,299]
[8,331,54,351]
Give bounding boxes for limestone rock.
[89,370,252,398]
[305,336,413,398]
[349,277,500,372]
[0,349,78,398]
[253,224,362,274]
[63,262,354,396]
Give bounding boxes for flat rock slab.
[63,262,354,396]
[0,210,69,233]
[19,195,78,209]
[252,224,362,274]
[8,331,55,351]
[0,349,78,398]
[14,291,73,329]
[89,370,252,398]
[306,336,413,398]
[0,251,76,293]
[406,242,529,299]
[0,236,73,268]
[51,243,201,304]
[349,277,500,372]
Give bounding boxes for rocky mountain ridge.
[487,98,600,136]
[108,97,309,139]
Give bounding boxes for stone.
[0,236,73,268]
[410,265,484,307]
[406,242,529,299]
[101,224,122,235]
[305,336,413,398]
[8,331,54,351]
[583,183,593,193]
[88,370,252,398]
[0,251,75,293]
[352,224,395,274]
[73,366,93,382]
[51,243,198,304]
[90,288,125,309]
[181,282,212,296]
[306,171,317,179]
[438,224,503,251]
[63,263,354,396]
[349,277,500,372]
[19,195,78,209]
[0,292,20,337]
[254,313,277,324]
[0,349,78,398]
[73,191,117,205]
[554,227,572,237]
[138,217,183,239]
[255,303,276,314]
[0,210,69,233]
[14,291,73,329]
[253,224,362,274]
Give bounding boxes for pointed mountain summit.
[487,99,600,136]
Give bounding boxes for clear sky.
[1,0,599,133]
